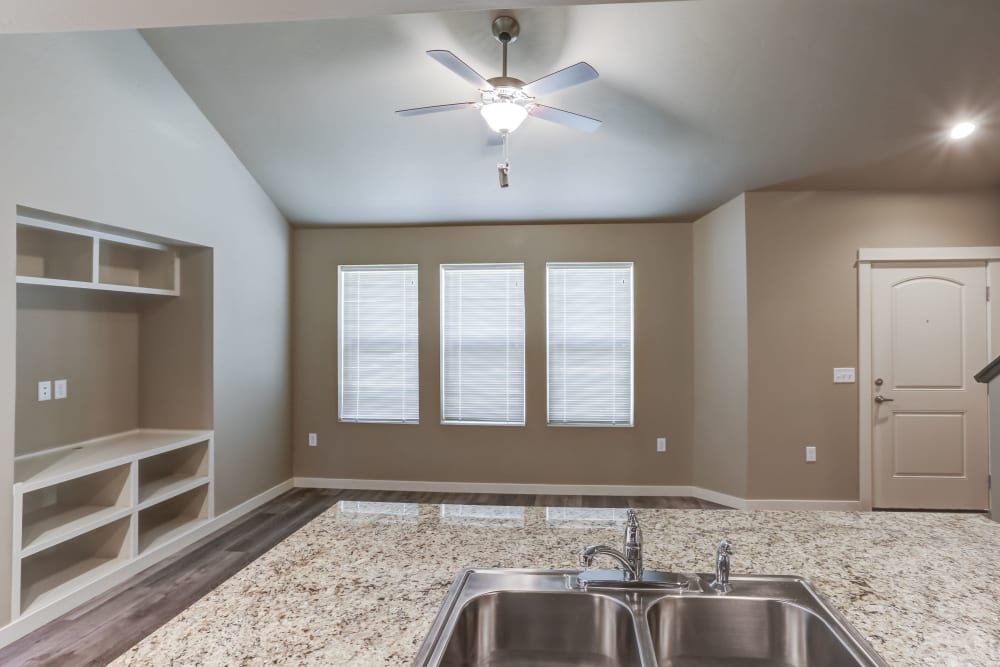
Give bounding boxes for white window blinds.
[441,264,525,425]
[339,265,419,423]
[547,262,634,426]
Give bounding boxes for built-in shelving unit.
[15,216,180,296]
[12,429,214,618]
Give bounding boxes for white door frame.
[858,247,1000,510]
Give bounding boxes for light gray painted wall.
[692,194,749,497]
[0,30,291,624]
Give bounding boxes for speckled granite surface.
[109,503,1000,666]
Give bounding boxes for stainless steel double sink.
[412,569,888,666]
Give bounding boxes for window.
[338,265,419,423]
[441,264,525,425]
[547,262,634,426]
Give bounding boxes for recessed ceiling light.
[949,121,977,140]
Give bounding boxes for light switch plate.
[833,368,856,384]
[38,381,51,402]
[308,433,318,447]
[54,379,67,400]
[806,446,817,463]
[656,437,666,453]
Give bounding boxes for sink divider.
[626,595,661,666]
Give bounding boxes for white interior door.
[871,263,989,510]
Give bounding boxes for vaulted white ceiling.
[141,0,1000,224]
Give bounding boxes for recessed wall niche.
[11,208,215,620]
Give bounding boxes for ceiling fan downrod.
[491,16,520,79]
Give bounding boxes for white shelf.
[138,475,209,508]
[19,517,132,616]
[138,516,209,554]
[15,275,178,296]
[21,556,127,616]
[15,429,213,492]
[21,505,131,557]
[138,484,210,555]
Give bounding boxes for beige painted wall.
[0,31,291,624]
[139,248,214,431]
[692,194,748,498]
[16,290,141,453]
[745,191,1000,500]
[293,223,693,486]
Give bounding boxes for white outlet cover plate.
[38,381,51,401]
[54,379,67,400]
[806,446,817,462]
[308,433,318,447]
[833,368,855,384]
[656,437,666,452]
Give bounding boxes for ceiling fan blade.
[427,50,495,90]
[522,62,598,98]
[396,102,478,117]
[529,104,602,133]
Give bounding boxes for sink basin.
[647,597,865,667]
[439,591,641,667]
[413,569,888,667]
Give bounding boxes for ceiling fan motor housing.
[492,16,520,44]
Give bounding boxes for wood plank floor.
[0,488,727,666]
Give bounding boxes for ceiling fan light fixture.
[481,101,528,133]
[948,121,976,140]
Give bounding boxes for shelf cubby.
[16,224,93,283]
[98,239,176,292]
[20,464,131,557]
[19,517,131,615]
[138,485,210,555]
[138,440,210,506]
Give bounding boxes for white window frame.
[439,263,526,426]
[546,261,635,427]
[337,264,419,424]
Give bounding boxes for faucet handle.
[717,539,733,556]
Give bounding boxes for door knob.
[874,394,894,403]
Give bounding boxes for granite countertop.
[110,502,1000,666]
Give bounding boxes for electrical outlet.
[54,379,67,400]
[38,381,51,402]
[833,368,856,384]
[805,446,817,463]
[308,433,318,447]
[656,437,666,453]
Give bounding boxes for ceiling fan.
[396,16,602,187]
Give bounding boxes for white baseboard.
[295,477,865,512]
[690,487,748,510]
[294,477,696,498]
[0,478,294,648]
[744,499,866,511]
